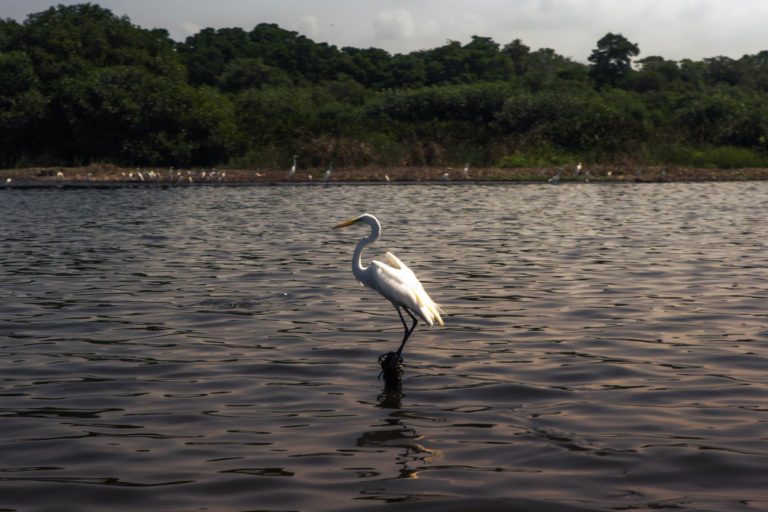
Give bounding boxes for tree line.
[3,3,768,169]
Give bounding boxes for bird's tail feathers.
[412,285,444,327]
[420,301,444,327]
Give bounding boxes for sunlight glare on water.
[1,182,767,511]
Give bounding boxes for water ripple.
[1,183,767,511]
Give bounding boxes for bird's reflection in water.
[377,380,403,410]
[355,382,441,484]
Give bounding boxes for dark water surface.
[1,182,767,511]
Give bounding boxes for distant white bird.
[548,170,561,184]
[574,162,582,176]
[462,163,470,179]
[56,170,64,181]
[5,178,11,185]
[287,155,298,179]
[333,213,444,367]
[384,174,390,182]
[607,170,613,177]
[324,162,333,182]
[441,172,450,182]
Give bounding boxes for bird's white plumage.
[369,252,443,327]
[335,214,443,329]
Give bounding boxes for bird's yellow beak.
[333,217,360,229]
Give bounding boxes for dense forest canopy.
[3,3,768,169]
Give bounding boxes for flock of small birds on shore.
[3,158,736,187]
[119,168,230,184]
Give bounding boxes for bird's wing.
[382,251,415,275]
[370,256,444,327]
[382,251,434,301]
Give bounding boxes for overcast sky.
[2,0,767,62]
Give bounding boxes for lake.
[1,182,767,511]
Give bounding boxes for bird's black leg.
[396,307,418,357]
[379,305,413,385]
[394,305,409,341]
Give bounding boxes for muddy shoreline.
[4,164,768,187]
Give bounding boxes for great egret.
[574,162,582,176]
[462,163,470,179]
[287,155,298,179]
[334,214,444,378]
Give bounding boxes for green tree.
[178,27,255,86]
[630,56,682,92]
[18,4,183,87]
[218,57,291,93]
[704,56,744,86]
[502,38,530,76]
[588,33,640,88]
[0,50,45,165]
[50,66,236,165]
[341,47,393,89]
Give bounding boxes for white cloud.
[297,15,320,39]
[179,21,201,37]
[10,0,768,61]
[374,9,416,40]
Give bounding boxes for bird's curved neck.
[352,219,380,281]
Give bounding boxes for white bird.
[441,172,450,182]
[287,155,298,179]
[334,214,444,362]
[324,162,333,182]
[574,162,582,176]
[56,170,64,181]
[384,174,390,182]
[462,163,470,179]
[548,170,561,184]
